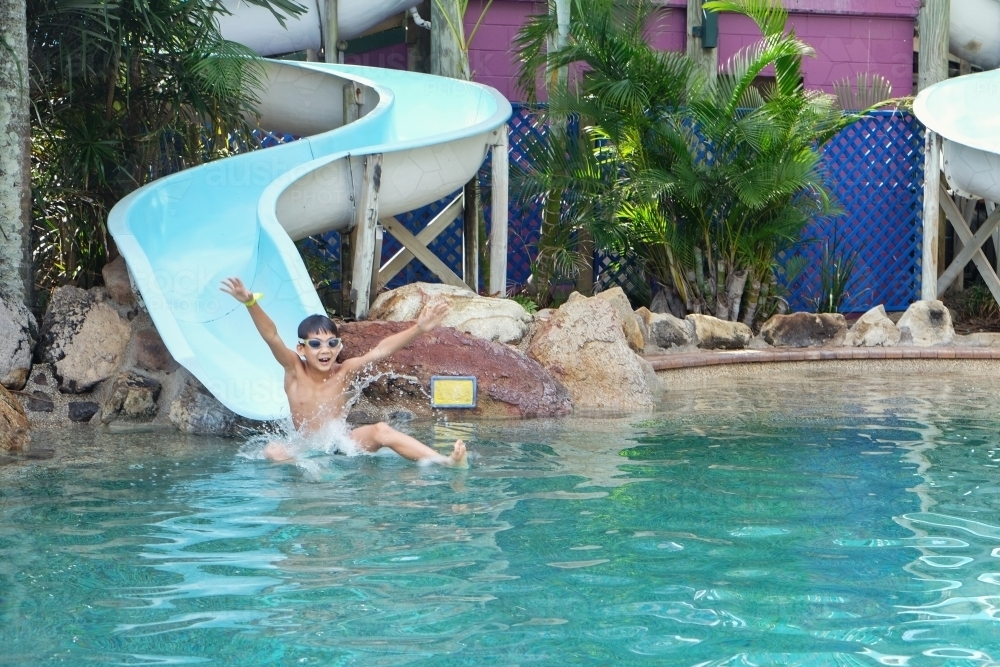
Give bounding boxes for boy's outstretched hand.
[220,277,252,304]
[417,300,450,332]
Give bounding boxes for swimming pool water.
[2,376,1000,665]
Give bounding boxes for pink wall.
[463,0,918,101]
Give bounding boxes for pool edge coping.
[643,346,1000,371]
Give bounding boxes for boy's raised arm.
[341,301,450,376]
[220,277,300,371]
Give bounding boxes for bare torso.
[285,359,352,432]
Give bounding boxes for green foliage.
[509,294,539,314]
[512,0,892,325]
[28,0,302,294]
[297,237,343,315]
[946,283,1000,323]
[813,226,861,313]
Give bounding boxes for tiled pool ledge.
[643,347,1000,370]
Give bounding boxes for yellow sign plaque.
[430,376,478,408]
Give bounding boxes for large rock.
[686,314,752,350]
[339,321,572,418]
[102,256,136,307]
[636,307,694,348]
[760,312,847,348]
[527,296,655,410]
[370,283,533,345]
[38,286,132,392]
[0,294,37,390]
[845,305,901,347]
[592,287,645,353]
[168,376,239,435]
[897,300,955,346]
[0,384,30,452]
[134,328,179,372]
[102,372,162,423]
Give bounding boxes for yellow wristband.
[244,292,263,308]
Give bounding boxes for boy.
[220,277,467,466]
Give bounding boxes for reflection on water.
[1,374,1000,665]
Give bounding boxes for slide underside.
[914,0,1000,203]
[108,13,511,421]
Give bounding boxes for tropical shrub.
[513,0,891,324]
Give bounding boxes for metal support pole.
[921,130,942,300]
[489,129,509,296]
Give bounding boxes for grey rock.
[844,305,901,347]
[760,312,847,348]
[168,378,238,435]
[102,256,136,307]
[636,307,694,348]
[897,300,955,346]
[686,314,752,350]
[102,372,162,423]
[0,294,37,390]
[68,401,99,423]
[25,391,54,413]
[37,286,95,364]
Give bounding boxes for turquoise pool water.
[2,375,1000,665]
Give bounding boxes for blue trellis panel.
[779,111,924,313]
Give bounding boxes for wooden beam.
[378,193,463,283]
[381,217,471,289]
[489,129,509,296]
[430,0,466,79]
[938,202,1000,294]
[917,0,950,92]
[687,0,717,81]
[324,0,340,63]
[463,180,479,291]
[350,154,383,319]
[369,224,384,304]
[938,182,1000,304]
[921,130,942,300]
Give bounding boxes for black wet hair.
[297,314,339,340]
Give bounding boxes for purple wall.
[463,0,918,101]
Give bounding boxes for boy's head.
[296,314,341,371]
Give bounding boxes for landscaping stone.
[340,321,572,418]
[37,285,96,364]
[636,307,694,348]
[897,300,955,346]
[593,287,645,353]
[134,328,179,372]
[102,372,162,423]
[24,391,54,413]
[370,283,533,345]
[102,256,136,307]
[650,287,685,318]
[527,296,655,411]
[759,312,847,348]
[686,314,752,350]
[168,376,239,435]
[0,294,37,390]
[844,305,901,347]
[0,384,30,451]
[68,401,99,423]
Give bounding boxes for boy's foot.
[263,442,294,462]
[447,440,468,468]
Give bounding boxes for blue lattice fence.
[279,107,926,312]
[778,111,924,312]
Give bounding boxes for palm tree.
[513,0,891,323]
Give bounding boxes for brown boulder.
[102,372,162,423]
[592,287,645,353]
[338,322,572,418]
[134,328,179,372]
[102,256,136,307]
[686,314,752,350]
[527,296,655,411]
[1,384,30,452]
[760,312,847,348]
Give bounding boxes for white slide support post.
[921,130,941,301]
[351,153,383,319]
[489,129,509,296]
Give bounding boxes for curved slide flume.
[108,61,510,421]
[914,0,1000,203]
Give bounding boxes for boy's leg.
[351,422,467,467]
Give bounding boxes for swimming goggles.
[299,337,342,349]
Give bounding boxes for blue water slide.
[108,60,511,421]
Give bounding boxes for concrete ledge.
[644,347,1000,371]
